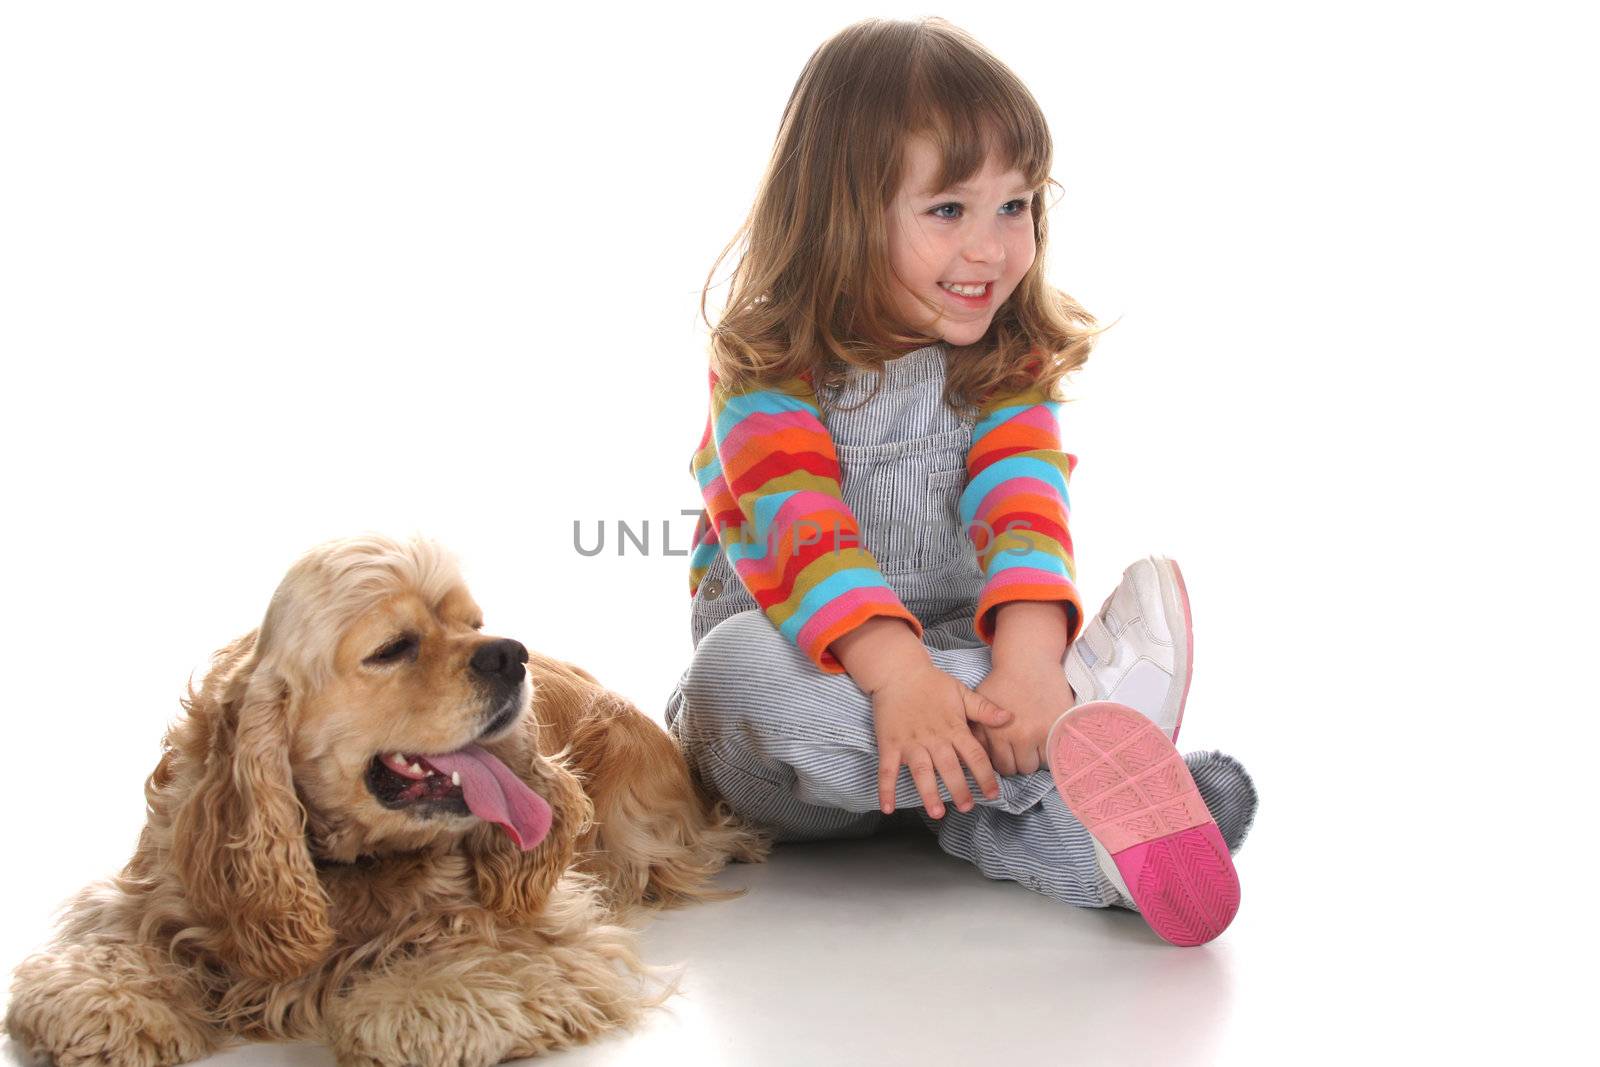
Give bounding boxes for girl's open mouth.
[938,281,993,308]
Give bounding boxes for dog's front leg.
[4,937,229,1067]
[324,907,649,1067]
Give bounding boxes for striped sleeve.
[689,370,922,673]
[959,384,1084,646]
[687,412,721,597]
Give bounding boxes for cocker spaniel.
[3,535,765,1065]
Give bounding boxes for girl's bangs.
[904,65,1053,193]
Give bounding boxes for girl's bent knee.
[681,611,793,728]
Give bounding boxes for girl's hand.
[827,617,1012,819]
[974,600,1077,775]
[972,659,1075,776]
[868,663,1012,818]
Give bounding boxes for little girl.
[665,17,1257,947]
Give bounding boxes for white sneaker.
[1064,556,1193,742]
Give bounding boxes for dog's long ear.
[469,753,592,923]
[171,652,334,981]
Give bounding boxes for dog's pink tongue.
[423,744,552,851]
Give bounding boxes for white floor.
[5,813,1578,1066]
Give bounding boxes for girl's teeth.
[939,282,988,297]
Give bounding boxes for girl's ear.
[470,755,592,924]
[171,655,335,981]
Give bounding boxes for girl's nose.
[962,223,1005,264]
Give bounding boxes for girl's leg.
[666,626,887,844]
[671,608,1258,910]
[671,610,1115,906]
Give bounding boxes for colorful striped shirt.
[689,369,1083,673]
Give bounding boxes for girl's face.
[883,135,1038,348]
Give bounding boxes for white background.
[1,2,1594,1064]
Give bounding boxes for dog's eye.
[364,635,418,666]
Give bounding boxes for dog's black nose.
[470,638,528,683]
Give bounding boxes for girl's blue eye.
[929,198,1032,220]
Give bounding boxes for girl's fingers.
[906,751,945,818]
[952,733,1000,801]
[1015,743,1042,776]
[962,688,1013,728]
[878,754,900,814]
[972,726,1009,786]
[985,730,1016,777]
[932,747,974,813]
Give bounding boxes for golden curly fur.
[3,535,766,1065]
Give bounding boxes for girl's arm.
[960,385,1085,653]
[693,370,924,673]
[695,376,1007,813]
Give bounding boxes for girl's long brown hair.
[700,16,1111,412]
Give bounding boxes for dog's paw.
[5,945,222,1067]
[328,980,514,1067]
[330,1023,509,1067]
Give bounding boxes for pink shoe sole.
[1048,701,1240,947]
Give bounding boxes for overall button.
[701,576,724,601]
